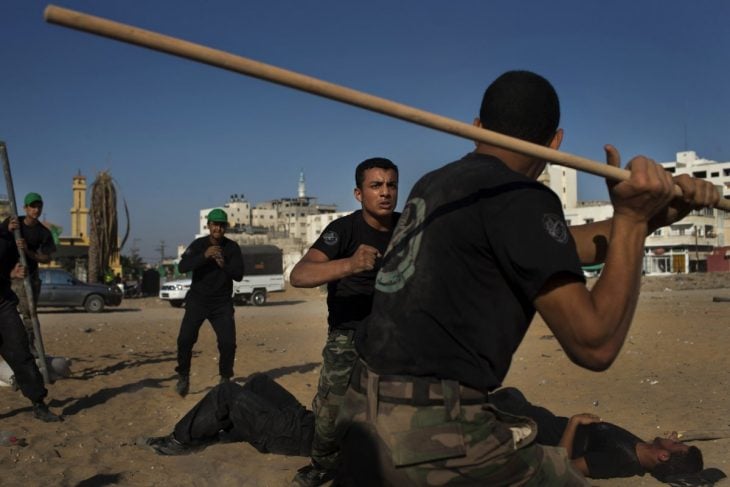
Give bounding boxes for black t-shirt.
[311,210,399,331]
[0,233,20,302]
[178,236,244,303]
[0,217,56,275]
[358,153,584,391]
[575,423,644,479]
[490,387,644,479]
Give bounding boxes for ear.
[473,118,483,148]
[658,450,671,462]
[549,128,564,150]
[354,187,363,203]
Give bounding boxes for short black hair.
[479,70,560,145]
[355,157,398,188]
[651,446,704,481]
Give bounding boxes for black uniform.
[0,217,55,336]
[175,235,243,379]
[0,234,48,403]
[312,210,401,331]
[490,387,644,479]
[358,153,584,392]
[173,373,313,456]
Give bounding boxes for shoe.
[292,461,336,487]
[175,374,189,397]
[145,434,191,456]
[32,401,62,423]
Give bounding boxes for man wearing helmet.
[173,208,244,397]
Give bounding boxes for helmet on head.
[207,208,228,224]
[24,192,43,206]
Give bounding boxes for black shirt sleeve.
[178,239,208,274]
[223,240,244,282]
[486,186,584,301]
[311,217,351,261]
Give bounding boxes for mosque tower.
[298,170,306,198]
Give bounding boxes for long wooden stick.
[0,142,51,384]
[43,5,730,211]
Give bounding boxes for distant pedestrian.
[173,209,243,397]
[1,192,56,354]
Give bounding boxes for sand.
[0,275,728,486]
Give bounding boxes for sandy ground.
[0,274,729,487]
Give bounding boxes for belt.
[350,360,488,407]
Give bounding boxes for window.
[693,171,707,178]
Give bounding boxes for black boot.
[292,461,336,487]
[32,401,62,422]
[175,374,189,397]
[145,434,192,456]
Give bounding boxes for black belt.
[350,360,488,407]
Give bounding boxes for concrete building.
[542,151,728,275]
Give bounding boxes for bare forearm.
[290,259,353,288]
[582,216,647,364]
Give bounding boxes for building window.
[584,218,594,224]
[712,172,719,177]
[692,171,707,178]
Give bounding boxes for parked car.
[37,269,123,313]
[159,244,285,308]
[158,279,191,308]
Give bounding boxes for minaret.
[70,171,89,243]
[298,170,306,198]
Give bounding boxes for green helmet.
[207,208,228,223]
[24,192,43,206]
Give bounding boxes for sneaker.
[175,374,189,397]
[32,401,62,423]
[292,461,336,487]
[145,434,191,456]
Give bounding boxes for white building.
[543,151,728,274]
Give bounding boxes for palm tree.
[88,171,126,283]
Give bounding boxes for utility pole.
[155,240,166,264]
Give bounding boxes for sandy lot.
[0,275,728,486]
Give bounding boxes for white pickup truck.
[159,245,285,307]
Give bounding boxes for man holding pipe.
[336,70,719,486]
[289,157,399,486]
[1,192,56,353]
[0,229,61,422]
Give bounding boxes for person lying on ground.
[490,387,703,482]
[142,373,313,457]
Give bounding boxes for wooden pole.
[43,4,730,211]
[0,142,51,384]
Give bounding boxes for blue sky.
[3,1,729,262]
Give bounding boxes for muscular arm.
[290,245,380,288]
[535,147,676,371]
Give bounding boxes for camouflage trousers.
[334,363,589,486]
[310,328,359,470]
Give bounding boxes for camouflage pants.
[311,328,359,470]
[335,365,589,486]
